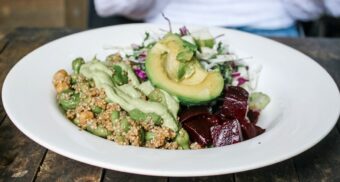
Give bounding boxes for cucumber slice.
[249,92,270,110]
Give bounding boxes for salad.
[52,26,270,149]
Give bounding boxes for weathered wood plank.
[235,160,298,182]
[64,0,89,29]
[0,28,76,125]
[0,38,9,125]
[0,118,46,181]
[34,151,102,182]
[170,174,233,182]
[103,170,167,182]
[0,38,9,53]
[293,128,340,182]
[0,28,74,90]
[0,28,76,181]
[5,27,76,43]
[0,0,65,30]
[0,28,103,182]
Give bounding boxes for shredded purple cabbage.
[179,26,189,36]
[134,67,147,80]
[237,77,248,86]
[231,72,240,77]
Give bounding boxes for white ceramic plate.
[2,24,340,177]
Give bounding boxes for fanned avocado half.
[145,33,224,105]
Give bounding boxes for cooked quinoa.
[53,69,198,150]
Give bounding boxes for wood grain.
[170,174,234,182]
[0,38,9,124]
[235,160,298,182]
[35,151,102,182]
[0,0,65,31]
[0,28,76,181]
[0,28,75,126]
[103,170,167,182]
[0,28,74,91]
[293,128,340,182]
[0,118,46,181]
[0,38,9,53]
[64,0,89,29]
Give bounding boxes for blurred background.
[0,0,339,39]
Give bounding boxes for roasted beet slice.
[211,119,243,147]
[180,86,266,147]
[182,114,219,146]
[224,86,249,102]
[247,109,260,123]
[218,86,249,121]
[206,114,222,125]
[179,106,210,123]
[239,119,265,140]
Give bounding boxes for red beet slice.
[239,119,265,140]
[218,86,249,121]
[224,86,249,102]
[179,106,210,123]
[182,114,219,146]
[247,109,260,123]
[206,114,222,125]
[180,86,266,147]
[211,119,243,147]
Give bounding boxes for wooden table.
[0,28,339,182]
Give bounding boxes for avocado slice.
[145,33,224,105]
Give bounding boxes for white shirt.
[94,0,340,29]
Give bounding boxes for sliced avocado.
[145,33,224,105]
[177,62,195,81]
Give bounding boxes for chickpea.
[78,111,94,125]
[53,69,68,85]
[55,82,69,93]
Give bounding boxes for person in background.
[94,0,340,37]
